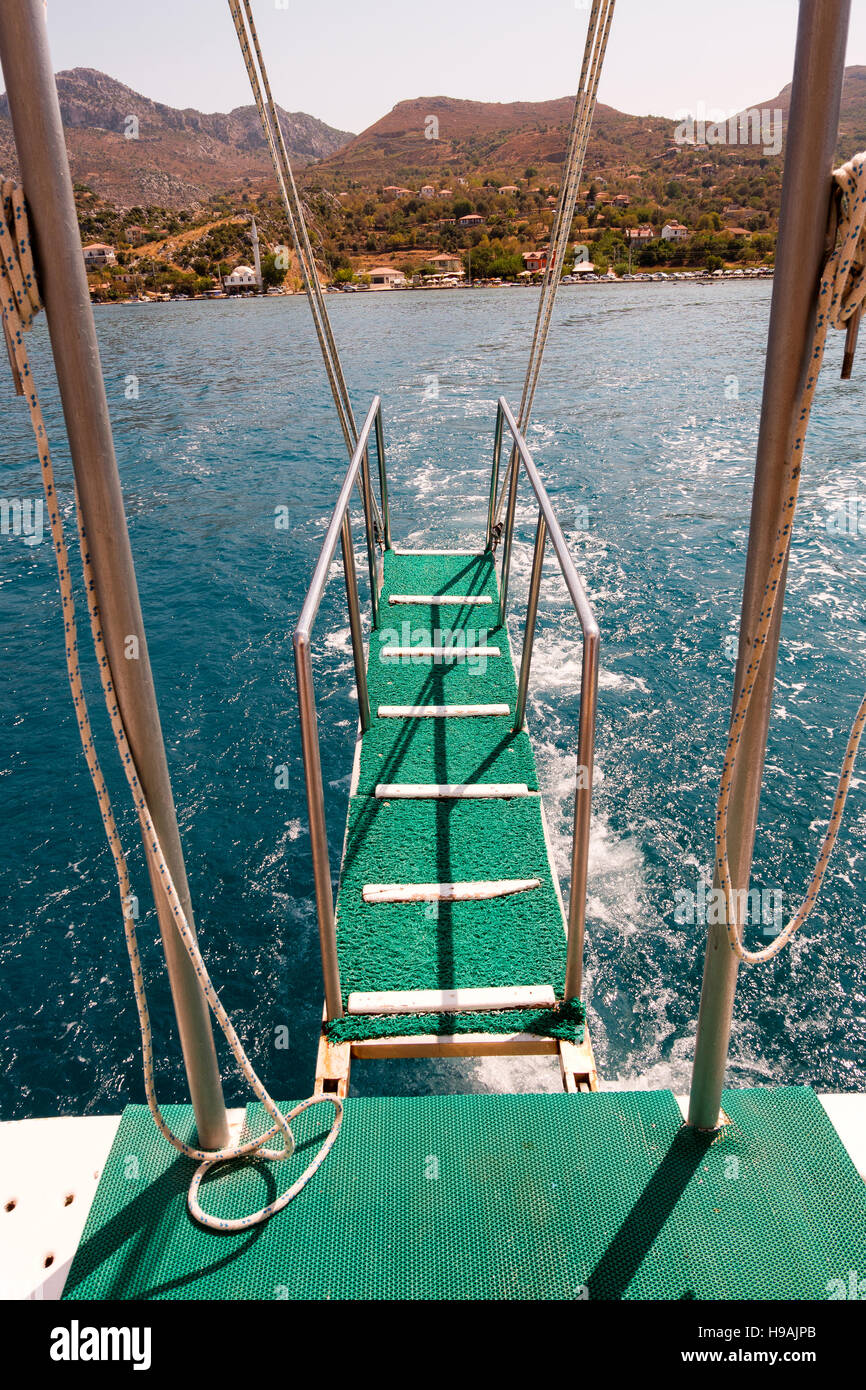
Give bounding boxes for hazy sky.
[43,1,866,135]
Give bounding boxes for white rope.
[716,152,866,963]
[226,0,382,537]
[494,0,616,527]
[0,179,342,1231]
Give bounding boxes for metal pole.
[341,513,372,732]
[688,0,851,1130]
[359,446,380,629]
[0,0,229,1146]
[292,636,343,1019]
[375,406,392,550]
[487,405,504,549]
[514,512,546,730]
[564,627,599,999]
[498,447,520,625]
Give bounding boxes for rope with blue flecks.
[0,179,341,1230]
[716,152,866,963]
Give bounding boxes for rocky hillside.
[2,64,864,219]
[315,94,676,185]
[0,68,354,209]
[313,68,866,187]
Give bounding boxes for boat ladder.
[293,396,600,1096]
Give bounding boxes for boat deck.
[61,1086,866,1300]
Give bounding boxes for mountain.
[0,68,354,209]
[311,68,866,187]
[1,65,864,214]
[312,94,677,185]
[753,64,866,161]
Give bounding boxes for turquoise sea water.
[1,282,865,1118]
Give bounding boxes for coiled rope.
[0,179,342,1230]
[716,152,866,963]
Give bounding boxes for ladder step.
[388,594,493,606]
[362,878,541,904]
[378,703,511,718]
[347,985,556,1015]
[375,783,533,799]
[380,646,501,660]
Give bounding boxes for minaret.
[250,215,263,289]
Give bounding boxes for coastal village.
[65,77,799,303]
[79,172,776,303]
[8,63,862,303]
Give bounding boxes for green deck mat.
[334,795,567,1002]
[368,551,519,709]
[324,996,586,1044]
[63,1087,866,1301]
[334,548,568,1037]
[355,718,538,796]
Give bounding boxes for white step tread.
[362,878,541,904]
[347,984,556,1015]
[375,783,533,799]
[380,645,501,659]
[378,703,510,717]
[388,593,492,605]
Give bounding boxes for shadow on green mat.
[64,1159,265,1299]
[586,1124,714,1300]
[64,1129,326,1300]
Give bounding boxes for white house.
[366,266,407,289]
[661,221,689,242]
[626,224,655,244]
[83,243,116,269]
[224,264,259,292]
[457,213,483,227]
[419,185,435,198]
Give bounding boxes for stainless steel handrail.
[293,395,390,1019]
[488,396,599,998]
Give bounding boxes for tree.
[261,252,286,289]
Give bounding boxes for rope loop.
[0,180,342,1231]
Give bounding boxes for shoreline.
[94,270,773,307]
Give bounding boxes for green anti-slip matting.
[323,995,586,1044]
[339,549,568,1032]
[355,718,538,796]
[366,551,520,709]
[63,1087,866,1301]
[334,795,567,1003]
